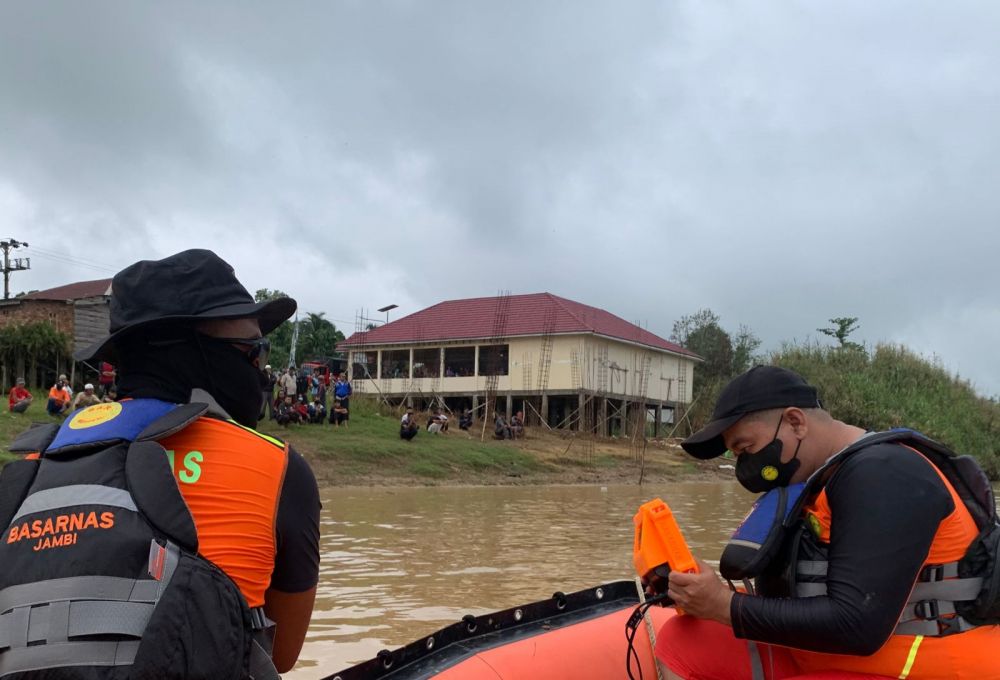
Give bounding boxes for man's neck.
[823,420,868,461]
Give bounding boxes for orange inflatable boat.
[324,580,674,680]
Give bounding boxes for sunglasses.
[210,336,271,368]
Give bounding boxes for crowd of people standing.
[263,364,353,428]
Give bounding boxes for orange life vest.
[789,445,1000,679]
[160,417,288,608]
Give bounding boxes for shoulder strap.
[793,429,951,518]
[9,424,59,455]
[0,459,40,532]
[125,440,198,553]
[45,400,179,456]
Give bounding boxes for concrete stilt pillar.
[599,397,608,437]
[578,392,586,432]
[654,404,663,438]
[506,394,513,421]
[541,394,549,427]
[472,394,479,422]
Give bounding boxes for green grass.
[256,396,547,482]
[0,408,58,464]
[770,343,1000,477]
[0,395,547,482]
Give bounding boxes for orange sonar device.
[633,498,698,595]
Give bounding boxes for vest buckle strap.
[249,607,270,631]
[913,600,939,620]
[922,565,945,582]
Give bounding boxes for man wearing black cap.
[0,250,320,679]
[653,366,1000,679]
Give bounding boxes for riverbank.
[0,401,734,486]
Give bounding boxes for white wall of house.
[349,333,697,403]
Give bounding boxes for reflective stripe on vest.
[11,484,138,522]
[795,555,983,636]
[0,541,179,676]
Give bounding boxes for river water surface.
[290,481,748,679]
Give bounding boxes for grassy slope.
[255,399,548,482]
[773,343,1000,477]
[3,396,707,485]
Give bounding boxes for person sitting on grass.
[71,383,103,411]
[400,408,419,441]
[46,377,72,417]
[510,410,525,439]
[275,395,301,427]
[428,409,449,434]
[332,401,349,428]
[308,396,326,424]
[459,408,473,431]
[8,378,32,413]
[294,396,309,422]
[494,411,512,440]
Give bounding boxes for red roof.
[22,278,112,301]
[340,293,699,358]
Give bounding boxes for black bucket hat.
[75,249,296,362]
[681,366,821,460]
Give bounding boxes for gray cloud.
[2,1,998,393]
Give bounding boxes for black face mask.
[194,335,267,428]
[735,415,802,493]
[116,328,266,429]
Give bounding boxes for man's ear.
[783,407,808,437]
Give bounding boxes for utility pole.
[0,239,30,300]
[288,314,299,368]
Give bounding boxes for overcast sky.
[2,2,998,395]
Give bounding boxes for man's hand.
[667,557,733,626]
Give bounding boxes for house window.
[381,349,410,379]
[478,344,509,376]
[444,346,475,377]
[351,351,378,380]
[413,348,441,378]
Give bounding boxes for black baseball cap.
[75,249,296,362]
[681,366,822,459]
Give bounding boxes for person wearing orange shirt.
[1,250,319,679]
[45,376,71,416]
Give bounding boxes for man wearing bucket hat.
[654,366,1000,679]
[0,250,319,679]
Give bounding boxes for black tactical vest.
[0,399,278,679]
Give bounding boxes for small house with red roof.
[0,278,112,380]
[338,293,701,432]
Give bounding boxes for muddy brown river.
[288,481,748,678]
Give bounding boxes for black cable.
[625,593,672,680]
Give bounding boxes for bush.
[771,342,1000,478]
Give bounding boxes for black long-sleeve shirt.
[731,443,955,654]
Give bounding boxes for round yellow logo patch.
[761,465,779,481]
[68,402,123,430]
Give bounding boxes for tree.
[670,309,722,348]
[818,317,863,351]
[0,321,70,387]
[671,309,762,432]
[732,324,762,374]
[296,312,345,360]
[255,289,294,368]
[685,323,734,392]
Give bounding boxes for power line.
[23,249,118,274]
[27,246,119,271]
